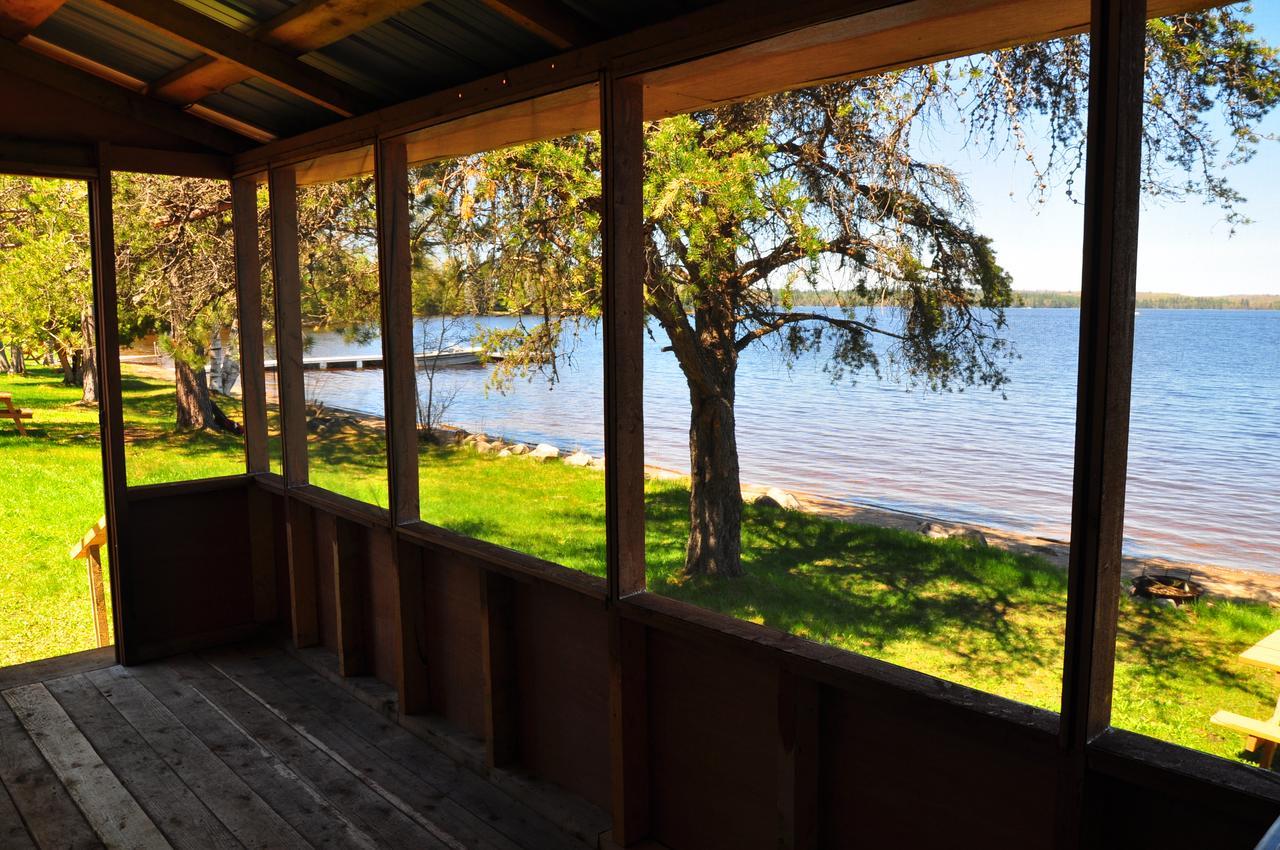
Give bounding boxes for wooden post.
[608,615,650,846]
[269,166,317,648]
[268,166,306,488]
[374,138,431,715]
[333,518,368,677]
[88,143,132,664]
[479,570,518,768]
[85,546,111,648]
[285,499,319,648]
[777,669,820,850]
[247,486,277,623]
[231,175,269,474]
[1057,0,1145,846]
[395,538,430,715]
[602,71,652,846]
[601,72,646,602]
[375,137,418,525]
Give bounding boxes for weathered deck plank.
[0,647,578,850]
[252,646,592,849]
[206,646,550,850]
[158,654,453,849]
[124,659,382,850]
[0,697,100,849]
[3,683,170,849]
[0,779,36,849]
[85,665,312,850]
[44,673,240,850]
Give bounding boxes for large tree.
[417,7,1280,578]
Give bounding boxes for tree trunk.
[53,344,75,385]
[684,370,744,577]
[175,356,215,430]
[80,310,98,404]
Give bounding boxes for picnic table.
[1212,630,1280,768]
[0,392,33,435]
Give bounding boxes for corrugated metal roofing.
[311,1,551,101]
[34,0,204,82]
[25,0,720,145]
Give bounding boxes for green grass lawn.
[3,366,1278,764]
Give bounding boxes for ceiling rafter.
[477,0,603,49]
[0,34,251,153]
[22,35,276,142]
[86,0,370,116]
[149,0,426,108]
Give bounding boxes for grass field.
[3,366,1278,763]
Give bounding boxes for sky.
[928,3,1280,296]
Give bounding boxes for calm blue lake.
[287,308,1280,574]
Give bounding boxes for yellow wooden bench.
[1212,711,1280,768]
[0,392,33,435]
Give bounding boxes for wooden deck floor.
[0,645,589,849]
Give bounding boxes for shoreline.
[121,361,1280,605]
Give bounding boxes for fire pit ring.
[1130,569,1205,606]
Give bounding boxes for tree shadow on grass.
[645,483,1069,685]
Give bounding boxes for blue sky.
[936,4,1280,296]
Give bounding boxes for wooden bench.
[1212,711,1280,768]
[69,516,110,648]
[0,392,33,435]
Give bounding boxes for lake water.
[287,308,1280,574]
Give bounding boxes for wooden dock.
[262,347,491,371]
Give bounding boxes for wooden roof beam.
[0,0,66,40]
[477,0,603,50]
[22,35,276,142]
[87,0,370,116]
[149,0,426,108]
[0,35,249,153]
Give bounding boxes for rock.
[917,521,988,547]
[589,457,607,470]
[498,448,512,458]
[507,443,531,456]
[768,489,798,506]
[477,440,505,455]
[529,443,560,461]
[565,451,592,467]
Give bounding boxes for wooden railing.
[68,516,110,647]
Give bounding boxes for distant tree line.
[1011,290,1280,309]
[774,288,1280,310]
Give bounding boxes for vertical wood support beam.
[777,669,820,850]
[247,486,277,623]
[375,137,430,714]
[601,72,646,602]
[234,175,279,625]
[88,143,132,663]
[285,500,319,647]
[395,539,430,715]
[602,72,652,846]
[232,176,269,474]
[375,138,418,525]
[479,570,518,768]
[333,518,368,677]
[1057,0,1144,845]
[269,166,318,647]
[268,166,306,487]
[608,615,650,846]
[602,71,651,846]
